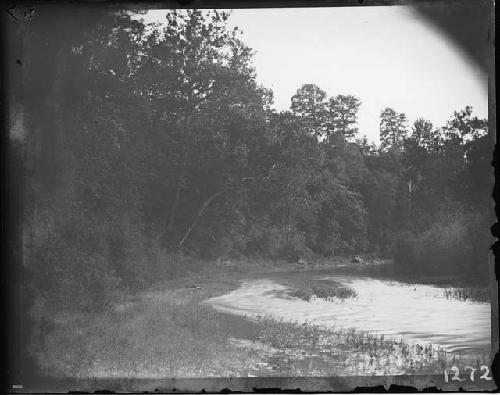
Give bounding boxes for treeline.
[9,9,491,312]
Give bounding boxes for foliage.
[392,209,491,282]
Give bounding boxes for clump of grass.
[443,287,490,303]
[253,315,490,376]
[287,288,312,301]
[283,278,357,301]
[254,314,324,349]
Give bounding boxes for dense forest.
[8,8,492,315]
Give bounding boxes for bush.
[105,220,172,290]
[244,225,282,258]
[25,209,181,313]
[26,212,123,313]
[392,210,491,281]
[243,223,312,261]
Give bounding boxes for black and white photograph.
[3,0,497,392]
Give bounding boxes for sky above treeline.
[139,6,488,144]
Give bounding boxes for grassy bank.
[31,274,258,378]
[30,262,491,378]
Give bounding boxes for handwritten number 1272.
[444,366,492,382]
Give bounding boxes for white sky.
[140,7,488,144]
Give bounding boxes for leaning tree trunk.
[167,113,192,240]
[166,166,186,238]
[177,189,225,250]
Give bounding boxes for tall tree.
[327,94,361,142]
[290,83,328,139]
[379,107,408,151]
[411,118,438,149]
[444,105,488,145]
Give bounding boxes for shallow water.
[206,274,491,353]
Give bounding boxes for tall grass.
[443,287,490,303]
[253,315,490,376]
